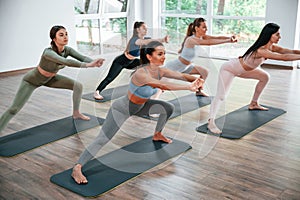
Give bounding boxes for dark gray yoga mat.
[139,94,211,120]
[82,84,129,102]
[50,136,191,197]
[0,114,104,157]
[196,105,286,139]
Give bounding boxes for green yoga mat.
[0,114,104,157]
[139,94,211,120]
[50,136,191,197]
[196,105,286,139]
[82,84,129,103]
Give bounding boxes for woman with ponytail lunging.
[93,21,169,100]
[161,17,237,97]
[72,41,204,184]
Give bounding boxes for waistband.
[179,56,191,65]
[37,66,56,77]
[238,57,254,71]
[128,91,148,105]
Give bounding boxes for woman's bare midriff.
[37,66,56,77]
[238,57,254,71]
[179,56,191,65]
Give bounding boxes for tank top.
[243,53,266,69]
[128,67,160,99]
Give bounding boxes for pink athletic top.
[242,53,266,69]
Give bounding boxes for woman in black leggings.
[93,21,169,100]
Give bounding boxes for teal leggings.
[0,69,83,132]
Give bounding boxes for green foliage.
[111,18,127,37]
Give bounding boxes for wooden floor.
[0,57,300,200]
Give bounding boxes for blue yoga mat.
[50,136,191,197]
[0,114,104,157]
[196,105,286,139]
[82,85,129,103]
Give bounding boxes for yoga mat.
[50,136,191,197]
[196,105,286,139]
[0,114,104,157]
[82,84,129,103]
[139,94,211,120]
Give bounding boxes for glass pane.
[211,19,266,58]
[74,0,100,14]
[75,19,101,56]
[213,0,266,17]
[162,0,207,15]
[103,0,128,13]
[161,17,194,53]
[101,17,127,54]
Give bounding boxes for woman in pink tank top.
[207,23,300,134]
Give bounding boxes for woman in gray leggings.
[72,41,204,184]
[0,25,105,133]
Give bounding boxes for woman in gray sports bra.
[71,41,204,184]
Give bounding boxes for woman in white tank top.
[207,23,300,134]
[160,17,237,97]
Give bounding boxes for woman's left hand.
[190,77,204,92]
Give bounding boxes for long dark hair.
[242,23,280,58]
[49,25,66,54]
[124,21,145,53]
[178,17,206,53]
[140,41,164,65]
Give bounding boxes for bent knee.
[8,107,20,115]
[73,82,83,91]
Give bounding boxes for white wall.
[0,0,76,73]
[265,0,300,67]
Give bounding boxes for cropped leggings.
[0,68,83,132]
[96,53,140,92]
[209,58,270,119]
[77,96,175,166]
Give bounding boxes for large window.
[74,0,128,56]
[160,0,266,58]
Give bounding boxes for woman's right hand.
[163,35,170,43]
[189,77,204,92]
[86,58,105,67]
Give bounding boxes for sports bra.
[128,67,160,99]
[242,53,266,69]
[128,36,140,57]
[180,46,196,62]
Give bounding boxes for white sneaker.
[93,90,104,100]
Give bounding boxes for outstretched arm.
[44,48,105,68]
[193,35,237,46]
[271,45,300,54]
[257,47,300,61]
[135,35,169,46]
[132,68,203,91]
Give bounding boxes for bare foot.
[153,132,172,143]
[248,102,269,111]
[207,119,222,134]
[94,90,104,100]
[72,164,88,184]
[196,90,209,97]
[73,112,90,120]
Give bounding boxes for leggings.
[77,96,174,166]
[0,68,83,132]
[209,58,270,119]
[96,54,140,92]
